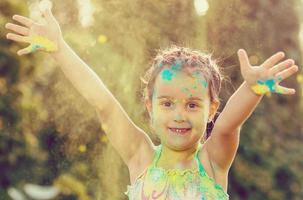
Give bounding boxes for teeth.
[170,128,190,133]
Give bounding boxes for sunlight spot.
[38,0,52,12]
[194,0,209,16]
[77,0,95,27]
[79,144,87,153]
[296,74,303,83]
[100,135,108,143]
[98,34,107,44]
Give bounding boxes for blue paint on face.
[181,87,193,97]
[200,80,208,88]
[181,88,189,93]
[161,69,174,81]
[191,70,208,89]
[160,60,183,81]
[171,60,183,71]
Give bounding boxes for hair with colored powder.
[140,45,223,138]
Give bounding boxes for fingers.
[262,51,285,68]
[237,49,251,72]
[12,15,34,28]
[270,59,295,75]
[5,23,29,36]
[275,65,299,82]
[42,8,56,23]
[17,46,32,56]
[275,85,296,95]
[6,33,29,43]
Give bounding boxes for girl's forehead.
[153,68,209,100]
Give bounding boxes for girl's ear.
[208,101,220,121]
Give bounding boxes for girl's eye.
[188,103,199,109]
[160,101,200,109]
[162,101,172,107]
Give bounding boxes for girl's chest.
[128,146,217,185]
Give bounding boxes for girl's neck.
[157,143,200,170]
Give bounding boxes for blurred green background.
[1,0,303,199]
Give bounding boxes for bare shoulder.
[198,143,229,192]
[127,140,156,184]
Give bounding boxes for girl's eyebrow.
[157,95,202,101]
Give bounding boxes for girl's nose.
[173,112,186,123]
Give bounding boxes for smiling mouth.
[168,127,192,135]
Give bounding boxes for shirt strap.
[195,143,207,176]
[151,145,162,168]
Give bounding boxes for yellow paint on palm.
[27,35,58,52]
[265,92,272,98]
[251,84,269,95]
[251,78,284,95]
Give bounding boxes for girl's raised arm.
[206,50,298,172]
[5,8,155,166]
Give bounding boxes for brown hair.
[140,45,222,105]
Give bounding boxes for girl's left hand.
[237,49,299,95]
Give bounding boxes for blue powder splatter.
[171,60,183,71]
[32,44,43,51]
[200,80,208,88]
[181,88,193,97]
[191,70,208,88]
[257,79,276,92]
[161,69,174,81]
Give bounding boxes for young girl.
[5,8,299,200]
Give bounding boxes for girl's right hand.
[5,8,63,55]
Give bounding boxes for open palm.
[5,8,62,55]
[237,49,299,95]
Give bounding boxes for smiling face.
[145,65,218,150]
